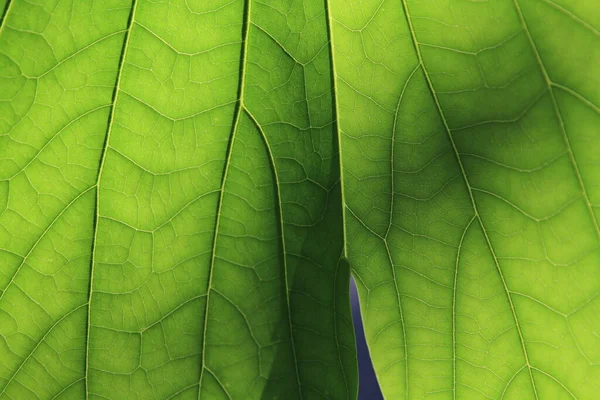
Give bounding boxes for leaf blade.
[0,0,357,398]
[333,0,600,398]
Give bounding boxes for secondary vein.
[512,0,600,243]
[244,107,304,398]
[198,0,252,397]
[84,1,139,397]
[453,216,476,400]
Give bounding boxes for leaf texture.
[333,0,600,398]
[1,0,599,399]
[0,0,356,398]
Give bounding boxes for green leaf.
[1,0,599,399]
[333,0,600,398]
[0,0,355,398]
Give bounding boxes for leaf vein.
[400,1,540,398]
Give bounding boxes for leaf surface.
[332,0,600,398]
[1,0,599,399]
[0,0,356,398]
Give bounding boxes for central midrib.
[398,0,540,399]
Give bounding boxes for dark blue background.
[351,279,383,399]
